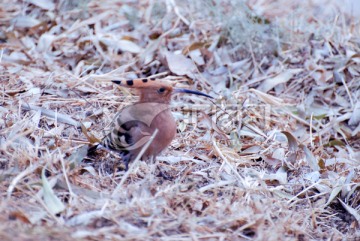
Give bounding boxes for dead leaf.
[300,144,320,172]
[22,104,81,127]
[182,41,211,55]
[165,51,197,76]
[27,0,55,10]
[281,131,299,152]
[100,38,142,54]
[199,111,229,141]
[338,199,360,223]
[258,69,302,93]
[41,167,65,215]
[68,145,89,168]
[348,101,360,126]
[248,88,285,106]
[12,16,41,28]
[8,211,31,224]
[189,49,205,66]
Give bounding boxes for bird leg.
[156,166,172,180]
[152,156,172,180]
[121,152,132,171]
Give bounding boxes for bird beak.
[173,88,213,99]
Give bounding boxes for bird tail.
[86,141,132,171]
[87,143,100,156]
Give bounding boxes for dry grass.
[1,0,360,240]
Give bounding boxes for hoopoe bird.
[88,78,213,170]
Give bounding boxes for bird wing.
[100,116,151,153]
[100,103,170,152]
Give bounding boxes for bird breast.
[145,108,177,158]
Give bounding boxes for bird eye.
[157,87,166,94]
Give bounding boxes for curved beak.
[173,88,213,99]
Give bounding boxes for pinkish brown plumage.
[88,78,212,170]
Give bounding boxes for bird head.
[112,78,212,104]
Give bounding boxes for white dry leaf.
[27,0,55,10]
[30,110,42,127]
[189,49,205,66]
[21,36,36,50]
[21,104,81,127]
[338,199,360,223]
[141,38,161,65]
[347,65,360,77]
[82,121,92,129]
[216,47,233,66]
[270,187,296,200]
[273,130,288,143]
[12,16,41,28]
[199,180,237,192]
[258,69,302,93]
[68,145,89,166]
[41,168,65,215]
[239,127,263,139]
[19,75,34,89]
[223,149,245,164]
[177,121,187,132]
[81,166,97,176]
[209,66,227,76]
[198,111,228,141]
[325,158,352,166]
[228,58,251,73]
[0,106,9,114]
[67,210,104,226]
[263,166,288,184]
[313,182,331,194]
[7,164,40,198]
[334,93,351,109]
[304,171,320,182]
[119,221,147,235]
[306,103,332,118]
[241,145,262,154]
[324,185,342,207]
[346,49,358,60]
[7,65,23,74]
[248,88,285,106]
[324,174,346,206]
[206,74,227,92]
[336,112,353,123]
[241,124,266,139]
[342,169,355,198]
[272,148,285,160]
[71,230,95,239]
[346,183,360,203]
[351,54,360,64]
[24,87,42,104]
[165,51,197,76]
[117,40,142,53]
[311,69,332,85]
[37,33,56,52]
[47,124,65,137]
[346,145,360,164]
[100,37,142,54]
[301,144,320,171]
[5,51,29,63]
[28,210,48,224]
[333,70,344,84]
[348,101,360,126]
[75,86,98,94]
